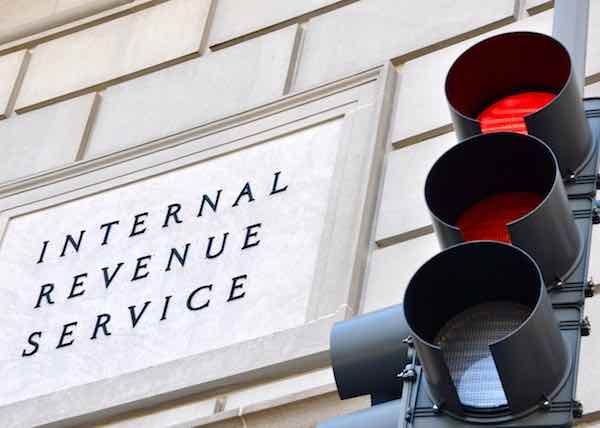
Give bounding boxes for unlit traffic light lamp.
[404,241,570,418]
[317,30,600,428]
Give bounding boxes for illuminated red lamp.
[425,132,580,286]
[478,92,555,134]
[457,192,543,243]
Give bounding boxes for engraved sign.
[0,119,342,405]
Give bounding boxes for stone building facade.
[1,0,600,427]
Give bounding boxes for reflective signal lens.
[478,92,555,134]
[457,192,544,243]
[434,301,530,408]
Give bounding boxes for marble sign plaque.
[0,119,342,405]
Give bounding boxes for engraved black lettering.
[232,182,255,207]
[187,285,212,311]
[56,322,77,349]
[67,273,87,299]
[162,203,183,228]
[270,171,289,195]
[102,262,124,289]
[60,230,85,257]
[90,314,112,340]
[227,274,247,302]
[37,240,50,264]
[160,295,172,321]
[22,332,42,357]
[197,190,222,217]
[165,243,190,271]
[129,301,151,328]
[100,220,120,246]
[242,223,261,250]
[131,255,151,282]
[129,212,149,237]
[34,283,55,309]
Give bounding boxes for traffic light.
[404,241,570,418]
[318,30,600,428]
[445,32,592,179]
[424,131,580,287]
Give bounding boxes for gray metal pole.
[553,0,590,95]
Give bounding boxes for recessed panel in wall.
[0,119,342,406]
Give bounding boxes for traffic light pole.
[553,0,590,94]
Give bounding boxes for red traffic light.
[425,132,581,286]
[445,32,592,177]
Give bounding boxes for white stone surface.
[0,0,55,30]
[576,419,600,428]
[579,290,600,414]
[586,81,600,97]
[209,0,341,45]
[588,211,600,283]
[225,368,334,410]
[586,0,600,79]
[375,133,456,245]
[15,0,212,112]
[580,218,600,413]
[0,94,95,183]
[391,10,553,144]
[0,50,26,118]
[55,0,127,12]
[294,0,515,91]
[0,119,343,406]
[85,26,297,158]
[97,396,217,428]
[526,0,552,11]
[242,392,369,428]
[361,233,439,313]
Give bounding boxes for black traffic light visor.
[445,31,592,177]
[403,241,570,418]
[425,132,581,286]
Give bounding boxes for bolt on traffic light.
[445,31,592,178]
[404,241,569,419]
[425,132,581,287]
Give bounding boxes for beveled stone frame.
[0,63,395,427]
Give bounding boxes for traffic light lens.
[457,192,544,243]
[478,92,555,134]
[434,301,530,408]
